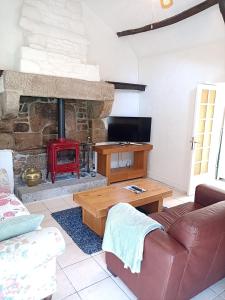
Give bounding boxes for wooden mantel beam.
[117,0,222,37]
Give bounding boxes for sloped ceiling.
[84,0,225,58]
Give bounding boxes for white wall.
[139,41,225,192]
[82,3,140,116]
[0,0,23,70]
[111,91,140,117]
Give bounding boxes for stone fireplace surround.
[0,70,114,184]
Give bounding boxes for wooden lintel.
[106,81,147,91]
[117,0,219,37]
[219,0,225,22]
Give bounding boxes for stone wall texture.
[13,149,47,185]
[0,96,109,151]
[19,0,100,80]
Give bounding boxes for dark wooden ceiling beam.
[117,0,221,37]
[219,0,225,22]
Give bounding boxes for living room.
[0,1,225,300]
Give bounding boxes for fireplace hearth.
[15,173,107,203]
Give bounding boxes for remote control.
[131,185,145,192]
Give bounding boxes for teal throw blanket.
[102,203,164,273]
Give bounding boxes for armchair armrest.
[0,227,65,280]
[195,184,225,207]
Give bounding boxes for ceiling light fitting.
[160,0,173,9]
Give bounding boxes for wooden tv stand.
[93,143,153,185]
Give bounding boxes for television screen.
[108,117,152,143]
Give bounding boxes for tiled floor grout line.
[76,276,111,294]
[61,291,81,300]
[111,278,134,300]
[209,282,225,298]
[59,251,110,295]
[216,290,225,299]
[91,254,111,274]
[60,267,78,295]
[59,255,91,269]
[90,255,134,299]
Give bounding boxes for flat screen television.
[107,116,152,143]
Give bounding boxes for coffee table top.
[73,178,172,218]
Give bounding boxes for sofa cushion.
[0,168,11,193]
[0,193,29,221]
[150,202,203,231]
[0,214,44,241]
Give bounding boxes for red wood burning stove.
[47,99,80,183]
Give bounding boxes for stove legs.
[49,171,80,183]
[46,170,55,183]
[51,172,56,184]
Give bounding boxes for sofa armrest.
[0,227,65,279]
[195,184,225,207]
[106,230,187,300]
[140,230,187,300]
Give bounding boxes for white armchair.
[0,227,65,300]
[0,150,65,300]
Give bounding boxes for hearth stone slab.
[15,173,107,203]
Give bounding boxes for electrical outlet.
[127,160,132,167]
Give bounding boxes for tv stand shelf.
[93,143,153,185]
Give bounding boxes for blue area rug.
[52,207,103,255]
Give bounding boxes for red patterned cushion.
[0,193,29,222]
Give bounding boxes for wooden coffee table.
[73,178,172,236]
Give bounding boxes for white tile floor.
[25,191,225,300]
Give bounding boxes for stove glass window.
[57,149,76,165]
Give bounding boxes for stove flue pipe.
[58,98,66,140]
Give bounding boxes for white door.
[188,84,217,195]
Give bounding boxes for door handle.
[190,137,199,150]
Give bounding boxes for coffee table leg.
[157,197,163,212]
[82,208,106,237]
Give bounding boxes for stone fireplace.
[0,70,114,184]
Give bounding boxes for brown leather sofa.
[105,184,225,300]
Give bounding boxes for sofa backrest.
[168,201,225,299]
[0,150,14,193]
[195,184,225,207]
